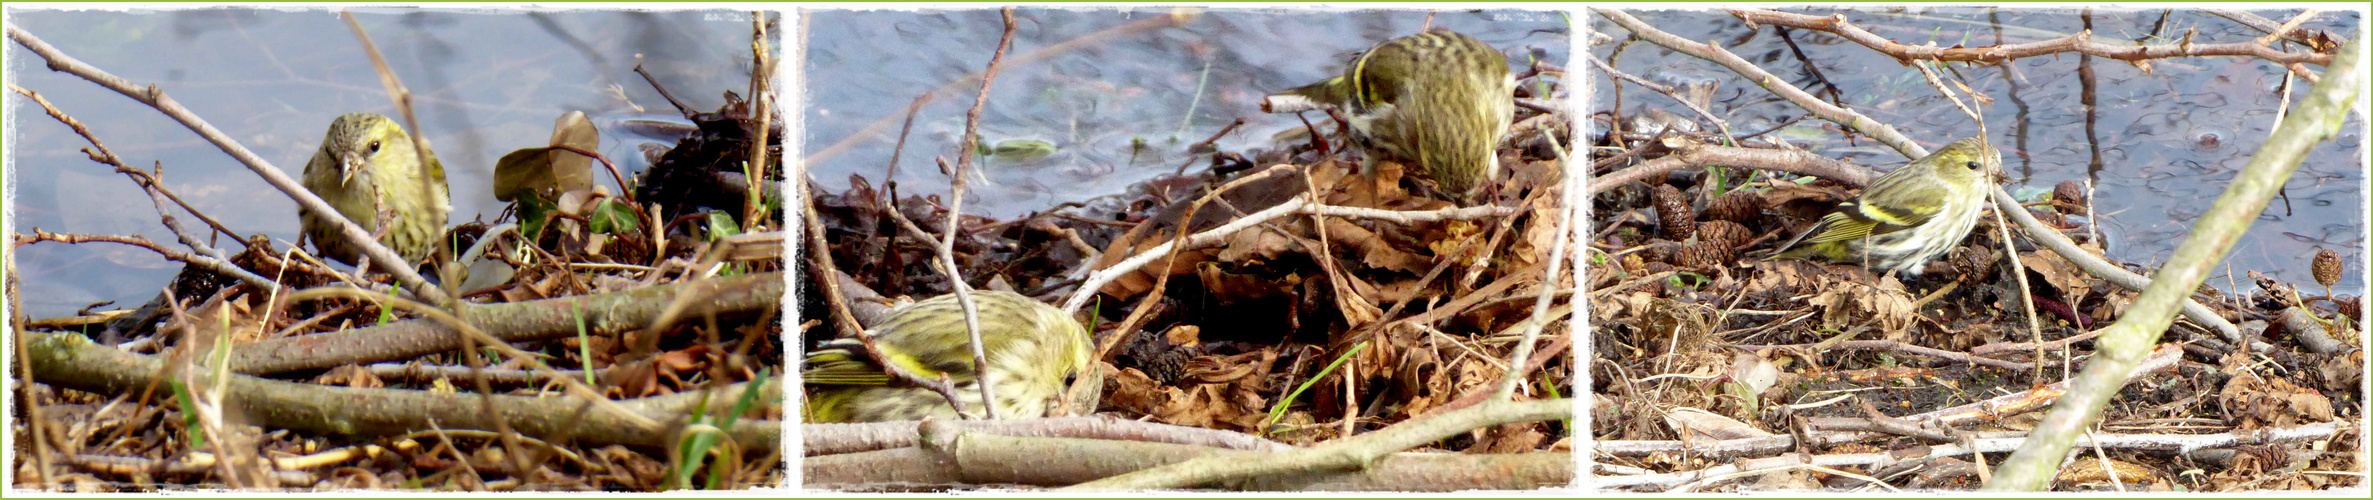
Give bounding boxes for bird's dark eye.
[1965,160,1980,170]
[367,141,381,153]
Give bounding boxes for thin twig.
[1585,56,1734,144]
[745,10,775,230]
[339,13,457,307]
[10,84,282,292]
[540,144,637,207]
[1492,131,1573,402]
[936,7,1021,419]
[9,84,246,248]
[1729,8,2331,82]
[13,231,275,293]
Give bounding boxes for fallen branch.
[230,271,782,374]
[1065,398,1569,490]
[809,421,1567,490]
[1596,420,2347,490]
[802,416,1292,456]
[1589,141,1870,194]
[20,330,779,451]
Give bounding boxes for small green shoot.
[1265,341,1369,432]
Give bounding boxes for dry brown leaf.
[1216,224,1300,264]
[2022,250,2093,302]
[1323,218,1429,273]
[1194,261,1301,303]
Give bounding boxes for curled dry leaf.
[2215,375,2335,429]
[1806,273,1916,333]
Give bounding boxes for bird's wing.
[1802,183,1946,243]
[800,339,901,386]
[800,330,981,386]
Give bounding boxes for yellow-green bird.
[1265,29,1515,201]
[299,113,450,267]
[1770,137,2003,276]
[803,290,1092,423]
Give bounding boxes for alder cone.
[1675,239,1735,271]
[1697,220,1752,250]
[2053,180,2087,215]
[1652,184,1695,241]
[1946,245,1999,278]
[2312,248,2342,289]
[1705,189,1766,224]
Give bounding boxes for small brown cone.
[2052,180,2087,216]
[2311,248,2342,290]
[1676,239,1736,271]
[1704,189,1766,224]
[1698,220,1752,250]
[1652,184,1695,241]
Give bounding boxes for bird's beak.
[339,151,366,186]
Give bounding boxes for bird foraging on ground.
[802,290,1093,423]
[1770,137,2003,276]
[299,112,451,267]
[1264,29,1515,203]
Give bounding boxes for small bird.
[802,290,1092,423]
[1265,29,1515,202]
[1770,137,2004,276]
[299,113,451,267]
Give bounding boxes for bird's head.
[324,113,409,186]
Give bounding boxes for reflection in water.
[6,8,761,317]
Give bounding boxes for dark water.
[803,7,1570,218]
[1592,7,2367,296]
[6,8,762,317]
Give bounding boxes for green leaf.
[706,211,742,241]
[1266,341,1368,432]
[171,381,205,447]
[517,196,556,241]
[586,198,641,234]
[987,139,1058,164]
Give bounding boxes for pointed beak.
[338,151,366,186]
